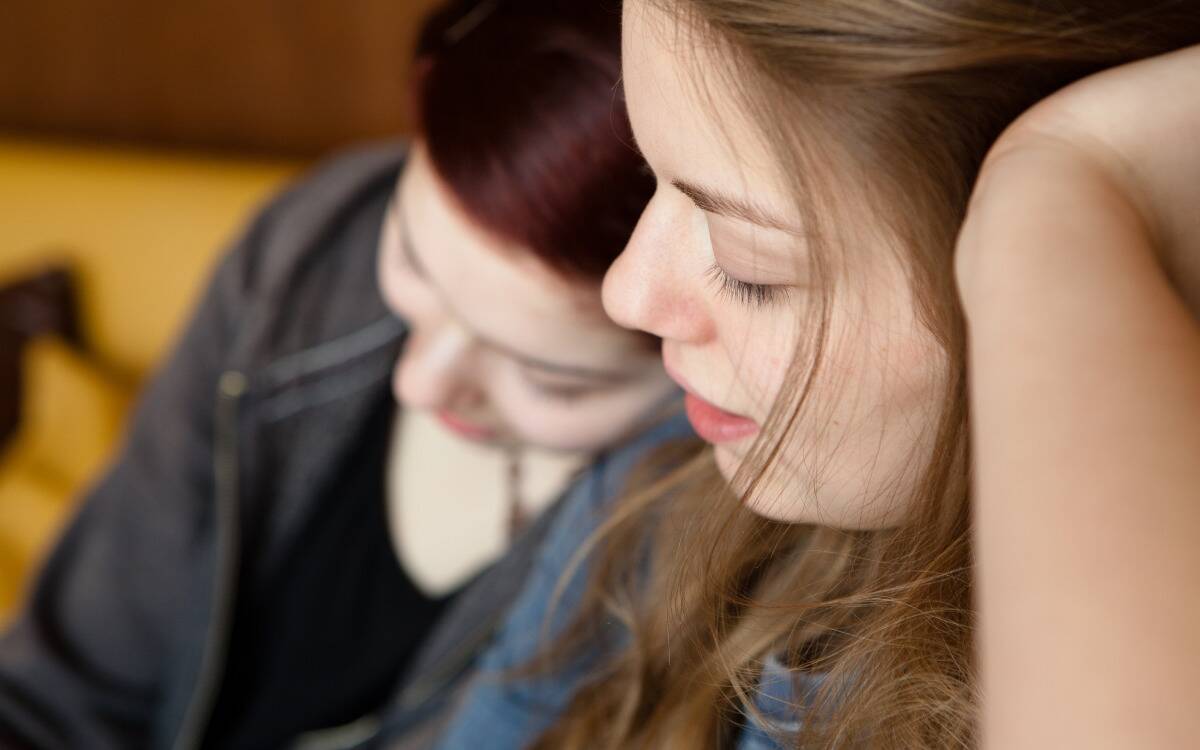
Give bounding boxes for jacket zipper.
[172,370,247,750]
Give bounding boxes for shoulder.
[538,408,694,577]
[736,656,826,750]
[573,407,695,515]
[489,408,694,666]
[274,140,408,224]
[215,141,408,366]
[237,140,408,297]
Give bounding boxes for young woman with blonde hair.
[434,1,1200,748]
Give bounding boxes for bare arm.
[957,46,1200,750]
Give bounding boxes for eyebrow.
[671,178,805,236]
[389,193,638,385]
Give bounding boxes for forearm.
[960,147,1200,749]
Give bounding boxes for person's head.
[609,0,950,529]
[378,0,674,454]
[538,1,1199,747]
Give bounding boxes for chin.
[714,445,861,526]
[712,445,791,520]
[734,482,837,525]
[752,482,908,530]
[712,444,741,483]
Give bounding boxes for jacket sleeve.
[0,190,287,749]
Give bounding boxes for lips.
[683,391,759,444]
[662,360,759,445]
[435,409,496,442]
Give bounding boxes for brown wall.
[0,0,445,156]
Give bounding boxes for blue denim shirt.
[433,415,813,750]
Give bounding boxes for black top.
[203,400,450,749]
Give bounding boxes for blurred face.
[378,143,676,453]
[606,1,944,527]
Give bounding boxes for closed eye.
[704,263,789,306]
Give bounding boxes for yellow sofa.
[0,136,299,621]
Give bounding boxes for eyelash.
[705,263,786,306]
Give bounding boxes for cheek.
[775,332,945,527]
[717,291,947,528]
[377,252,411,318]
[379,256,441,327]
[839,292,945,421]
[715,302,804,410]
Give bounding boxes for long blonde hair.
[532,2,1200,748]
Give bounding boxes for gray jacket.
[0,143,585,750]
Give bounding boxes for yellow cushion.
[0,464,69,621]
[0,136,300,378]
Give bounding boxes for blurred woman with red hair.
[0,2,690,748]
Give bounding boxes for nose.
[602,197,714,345]
[392,322,480,412]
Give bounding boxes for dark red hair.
[413,0,654,283]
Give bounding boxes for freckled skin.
[604,1,945,527]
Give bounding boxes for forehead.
[399,147,645,370]
[622,1,792,215]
